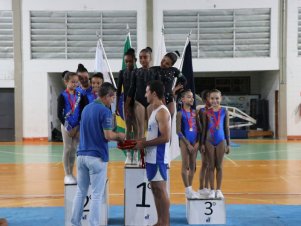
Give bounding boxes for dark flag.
[181,41,196,109]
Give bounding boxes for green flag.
[116,32,132,134]
[122,33,132,70]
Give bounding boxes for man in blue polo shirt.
[71,82,125,226]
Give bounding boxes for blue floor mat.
[0,204,300,226]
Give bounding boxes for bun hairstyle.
[76,63,88,73]
[140,46,153,55]
[61,70,69,79]
[63,71,77,82]
[165,51,180,66]
[125,48,137,62]
[92,72,104,80]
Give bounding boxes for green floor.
[0,141,301,164]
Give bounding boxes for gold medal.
[189,127,193,132]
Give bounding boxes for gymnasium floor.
[0,139,301,225]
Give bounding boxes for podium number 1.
[136,182,151,207]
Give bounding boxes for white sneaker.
[64,175,77,185]
[208,190,216,199]
[132,151,138,165]
[199,188,210,197]
[125,152,132,165]
[216,190,224,199]
[186,190,200,199]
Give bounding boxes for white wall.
[153,0,279,72]
[0,0,14,88]
[286,0,301,136]
[22,0,146,138]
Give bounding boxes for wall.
[0,0,14,88]
[22,0,146,138]
[286,0,301,137]
[153,0,279,72]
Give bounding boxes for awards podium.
[124,166,170,226]
[64,179,109,226]
[186,197,226,224]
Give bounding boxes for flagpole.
[96,36,117,89]
[172,31,192,90]
[178,30,192,71]
[126,24,131,46]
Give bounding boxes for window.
[0,11,13,59]
[298,8,301,56]
[30,11,137,59]
[164,8,271,58]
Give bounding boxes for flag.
[181,41,196,109]
[155,28,167,66]
[116,32,132,133]
[94,40,111,83]
[122,33,132,70]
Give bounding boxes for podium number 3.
[204,202,213,215]
[136,182,151,207]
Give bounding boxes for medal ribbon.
[66,89,76,112]
[206,108,222,143]
[183,108,193,130]
[212,108,222,129]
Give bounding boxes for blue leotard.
[179,109,198,145]
[205,107,227,146]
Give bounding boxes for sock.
[185,186,192,193]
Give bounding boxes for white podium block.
[124,167,170,226]
[64,179,109,226]
[186,198,226,224]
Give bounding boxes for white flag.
[155,30,167,66]
[170,102,180,160]
[94,41,111,83]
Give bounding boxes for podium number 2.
[136,182,151,207]
[204,201,214,215]
[83,195,91,212]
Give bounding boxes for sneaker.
[64,175,77,185]
[125,152,132,165]
[216,190,224,199]
[208,190,216,199]
[199,188,210,197]
[186,190,200,199]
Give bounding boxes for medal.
[66,89,76,112]
[183,108,194,132]
[210,108,222,130]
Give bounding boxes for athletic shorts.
[146,163,168,181]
